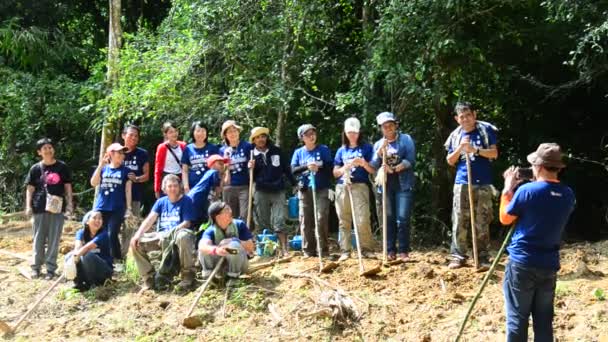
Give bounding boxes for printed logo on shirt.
[550,191,563,197]
[159,205,182,230]
[271,154,281,167]
[190,153,209,173]
[45,172,61,185]
[101,171,123,196]
[228,149,247,174]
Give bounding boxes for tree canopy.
[1,0,607,242]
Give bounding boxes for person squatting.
[25,104,575,339]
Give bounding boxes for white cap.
[344,117,361,133]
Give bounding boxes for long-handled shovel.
[309,172,338,273]
[346,179,381,277]
[464,153,481,270]
[182,257,225,329]
[0,274,65,334]
[247,150,255,230]
[381,149,389,264]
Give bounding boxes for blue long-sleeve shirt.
[371,133,416,191]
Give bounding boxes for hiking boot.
[398,253,410,262]
[478,256,491,271]
[177,271,195,290]
[30,269,40,279]
[141,277,155,291]
[302,252,315,259]
[226,277,239,288]
[387,253,396,261]
[448,257,465,269]
[338,253,350,262]
[362,251,376,259]
[44,271,56,280]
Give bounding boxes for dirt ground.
[0,219,607,342]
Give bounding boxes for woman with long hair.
[153,122,186,198]
[70,211,113,291]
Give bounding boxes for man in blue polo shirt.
[445,102,498,269]
[130,174,196,290]
[499,143,575,341]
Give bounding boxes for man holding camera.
[500,143,575,341]
[445,102,498,269]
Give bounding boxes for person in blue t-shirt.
[120,124,149,258]
[219,120,253,221]
[187,154,229,230]
[121,125,150,216]
[370,112,416,261]
[333,118,376,261]
[181,121,220,194]
[291,124,333,258]
[130,174,196,290]
[445,102,498,269]
[70,211,113,291]
[198,202,254,286]
[90,143,133,262]
[499,143,575,342]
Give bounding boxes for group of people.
[24,102,575,340]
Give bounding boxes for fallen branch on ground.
[247,255,294,274]
[285,272,367,325]
[0,249,30,261]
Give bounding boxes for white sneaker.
[338,253,350,262]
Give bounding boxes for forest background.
[1,0,607,244]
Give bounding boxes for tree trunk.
[98,0,122,161]
[431,99,454,236]
[95,0,122,202]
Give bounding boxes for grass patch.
[56,287,81,301]
[555,281,572,298]
[124,254,140,284]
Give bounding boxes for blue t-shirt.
[202,219,253,244]
[334,143,373,184]
[186,169,222,223]
[291,145,333,190]
[181,143,220,187]
[75,228,113,268]
[506,181,575,270]
[94,165,130,212]
[220,141,253,186]
[151,195,195,232]
[123,147,148,202]
[447,128,497,185]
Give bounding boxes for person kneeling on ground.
[198,202,254,286]
[130,174,196,291]
[69,211,113,291]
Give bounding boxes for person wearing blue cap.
[371,112,416,261]
[69,211,113,291]
[291,124,334,258]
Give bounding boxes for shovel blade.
[182,316,203,329]
[0,320,13,334]
[320,262,338,273]
[360,266,382,277]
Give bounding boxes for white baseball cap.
[344,118,361,133]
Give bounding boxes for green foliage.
[593,288,606,301]
[1,0,607,241]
